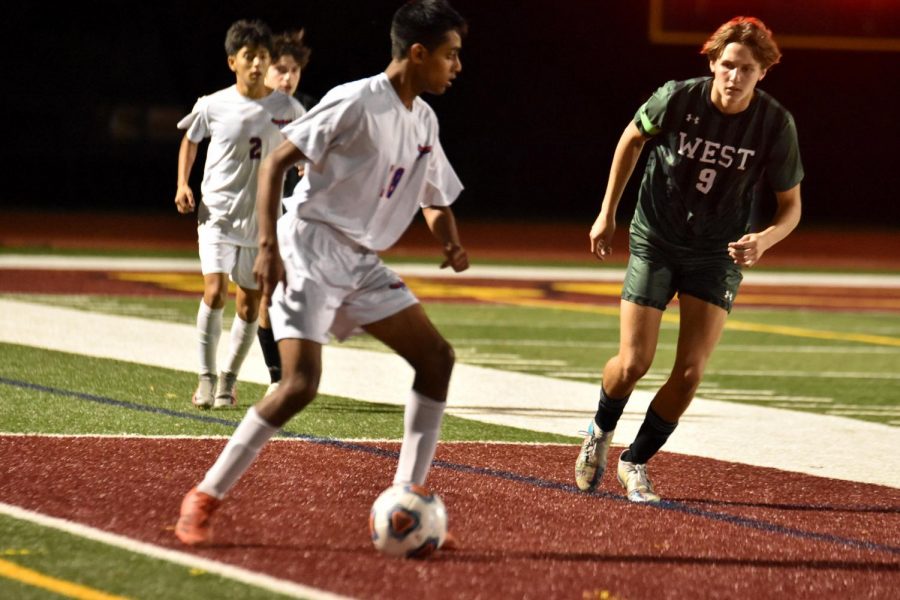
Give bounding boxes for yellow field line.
[722,320,900,347]
[552,282,900,310]
[0,558,129,600]
[110,273,900,347]
[502,298,900,348]
[735,296,900,310]
[501,298,622,318]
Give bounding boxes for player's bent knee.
[441,340,456,368]
[205,286,228,309]
[429,339,455,379]
[277,372,320,412]
[236,304,260,323]
[410,338,454,373]
[619,358,651,385]
[670,365,704,395]
[236,289,262,322]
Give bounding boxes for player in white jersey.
[256,29,313,398]
[176,0,468,549]
[174,20,305,410]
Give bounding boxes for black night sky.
[7,1,900,226]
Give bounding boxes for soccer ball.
[369,484,448,558]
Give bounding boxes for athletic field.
[1,219,899,599]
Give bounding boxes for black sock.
[593,387,629,432]
[256,326,282,383]
[622,407,677,464]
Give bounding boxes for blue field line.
[4,376,900,558]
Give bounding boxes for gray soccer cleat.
[213,371,238,409]
[617,456,661,503]
[575,421,615,492]
[192,373,217,409]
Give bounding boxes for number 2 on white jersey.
[249,137,262,160]
[696,168,716,194]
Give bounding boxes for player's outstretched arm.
[590,121,648,260]
[254,139,308,304]
[174,135,199,214]
[728,183,802,267]
[422,205,469,272]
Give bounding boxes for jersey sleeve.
[420,137,463,208]
[281,90,358,167]
[633,80,679,137]
[176,97,210,143]
[290,97,307,121]
[765,112,804,192]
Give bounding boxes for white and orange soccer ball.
[369,484,448,558]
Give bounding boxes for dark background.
[6,1,900,227]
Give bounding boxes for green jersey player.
[576,17,803,502]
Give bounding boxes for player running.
[174,20,305,410]
[176,0,468,548]
[575,16,803,502]
[256,28,313,398]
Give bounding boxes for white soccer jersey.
[281,73,463,251]
[178,86,306,245]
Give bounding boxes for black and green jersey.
[631,77,803,252]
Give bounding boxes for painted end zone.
[1,436,897,599]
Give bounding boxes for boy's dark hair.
[225,19,274,57]
[390,0,467,59]
[273,29,312,68]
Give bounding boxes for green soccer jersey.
[630,77,803,252]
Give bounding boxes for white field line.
[0,502,351,600]
[1,298,898,489]
[705,369,900,380]
[3,254,900,288]
[458,358,569,367]
[706,396,834,403]
[452,338,900,354]
[0,432,576,447]
[829,404,900,412]
[435,320,624,330]
[697,388,777,395]
[827,410,900,416]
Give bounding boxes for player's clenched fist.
[174,184,196,213]
[440,242,469,272]
[253,246,286,306]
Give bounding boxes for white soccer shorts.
[197,227,259,290]
[268,217,418,344]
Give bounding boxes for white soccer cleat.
[617,456,661,503]
[264,381,280,398]
[213,371,238,409]
[575,421,615,492]
[192,373,216,409]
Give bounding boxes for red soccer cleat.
[175,487,221,546]
[441,530,460,551]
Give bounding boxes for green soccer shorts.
[621,235,743,312]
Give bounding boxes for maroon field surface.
[2,435,898,599]
[3,268,900,314]
[3,211,900,271]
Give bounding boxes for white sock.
[222,316,259,375]
[393,391,446,487]
[197,406,278,499]
[197,301,223,375]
